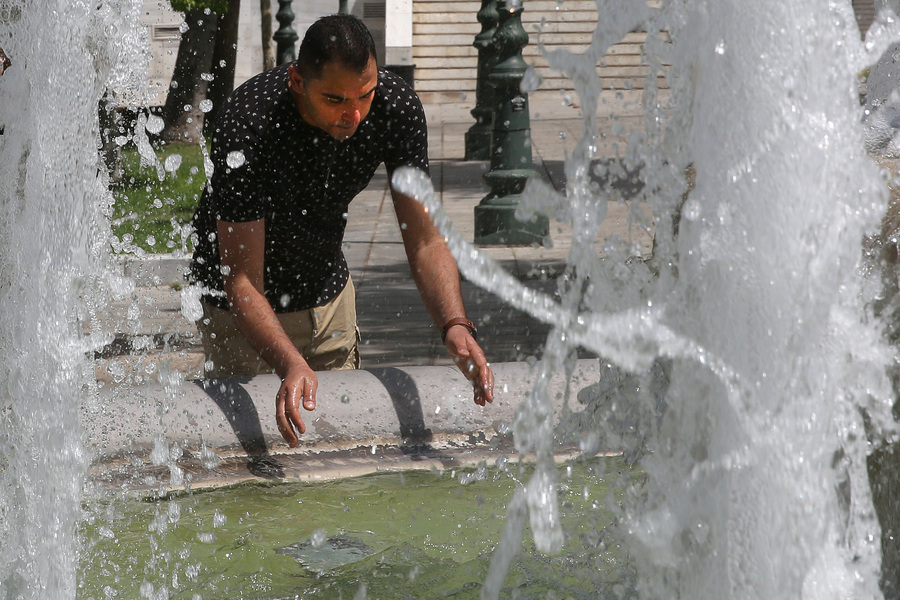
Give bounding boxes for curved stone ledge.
[83,360,602,488]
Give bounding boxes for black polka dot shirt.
[189,63,429,313]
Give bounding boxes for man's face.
[289,57,378,141]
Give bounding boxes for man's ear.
[287,65,304,95]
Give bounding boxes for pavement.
[93,92,657,386]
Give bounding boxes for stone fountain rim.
[84,359,605,493]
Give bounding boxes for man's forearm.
[392,187,470,329]
[227,279,307,377]
[406,237,468,328]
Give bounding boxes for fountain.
[2,0,900,598]
[0,1,148,598]
[398,1,900,598]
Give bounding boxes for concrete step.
[412,1,669,104]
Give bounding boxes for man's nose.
[342,106,361,126]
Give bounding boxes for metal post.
[464,0,499,160]
[339,0,350,14]
[474,0,548,246]
[274,0,299,65]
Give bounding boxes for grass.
[109,140,207,256]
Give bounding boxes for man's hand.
[444,327,494,406]
[274,361,318,447]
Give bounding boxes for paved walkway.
[94,95,656,384]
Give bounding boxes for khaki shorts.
[197,278,360,377]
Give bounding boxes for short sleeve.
[207,90,268,222]
[382,74,430,177]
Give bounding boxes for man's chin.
[330,126,357,141]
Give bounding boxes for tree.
[160,8,219,142]
[203,0,242,137]
[160,0,235,143]
[261,0,275,72]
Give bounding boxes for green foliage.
[168,0,230,15]
[110,141,208,255]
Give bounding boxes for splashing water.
[0,1,146,597]
[396,1,900,598]
[2,0,900,598]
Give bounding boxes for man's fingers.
[276,417,299,447]
[472,362,494,405]
[287,386,307,434]
[474,386,486,406]
[444,330,494,407]
[481,365,494,404]
[464,342,494,405]
[303,378,317,411]
[286,400,307,436]
[277,380,315,448]
[275,393,300,448]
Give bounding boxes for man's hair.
[296,14,377,81]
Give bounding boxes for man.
[189,14,494,448]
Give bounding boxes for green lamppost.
[474,0,548,245]
[274,0,299,65]
[464,0,499,160]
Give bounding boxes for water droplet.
[715,40,726,54]
[200,443,220,468]
[226,150,246,168]
[164,153,182,173]
[212,509,226,528]
[145,114,165,135]
[181,285,202,324]
[311,529,327,548]
[199,99,213,113]
[521,67,543,93]
[682,198,702,221]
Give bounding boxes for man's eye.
[327,98,343,104]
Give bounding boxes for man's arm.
[216,219,317,446]
[390,187,494,405]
